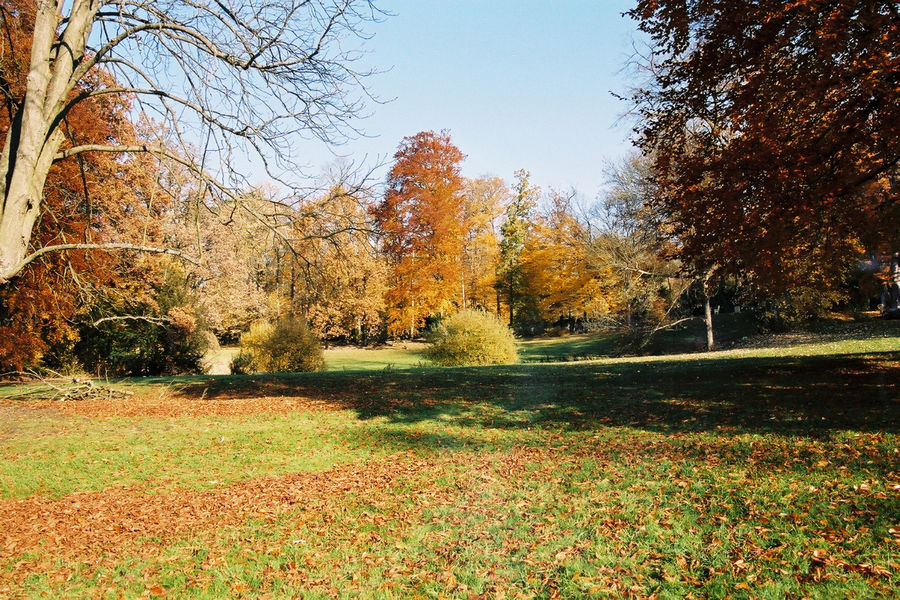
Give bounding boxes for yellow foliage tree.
[521,190,615,325]
[461,176,509,312]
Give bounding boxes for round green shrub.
[236,318,325,373]
[425,310,518,366]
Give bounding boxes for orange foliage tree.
[374,131,466,337]
[629,0,899,293]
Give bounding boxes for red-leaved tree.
[630,0,899,294]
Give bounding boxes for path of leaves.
[0,453,428,583]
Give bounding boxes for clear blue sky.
[301,0,643,197]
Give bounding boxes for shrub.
[426,310,518,366]
[237,318,325,373]
[229,351,254,375]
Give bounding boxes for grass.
[324,342,430,371]
[0,319,897,598]
[517,333,620,363]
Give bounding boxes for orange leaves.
[0,450,427,566]
[0,4,175,369]
[375,131,468,335]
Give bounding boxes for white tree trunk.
[0,0,98,282]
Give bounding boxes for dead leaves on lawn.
[0,453,427,567]
[7,395,348,418]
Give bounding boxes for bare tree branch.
[10,242,200,280]
[0,0,385,282]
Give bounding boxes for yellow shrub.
[233,318,325,373]
[426,310,518,366]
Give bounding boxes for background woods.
[1,1,897,374]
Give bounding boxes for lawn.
[0,320,897,599]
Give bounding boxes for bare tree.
[0,0,382,283]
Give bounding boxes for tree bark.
[0,0,100,282]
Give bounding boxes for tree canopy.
[0,0,380,283]
[374,131,467,336]
[629,0,899,291]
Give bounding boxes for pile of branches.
[47,378,134,402]
[1,370,133,401]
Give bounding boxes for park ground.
[0,319,897,599]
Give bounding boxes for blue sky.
[301,0,644,197]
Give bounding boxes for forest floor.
[0,320,897,599]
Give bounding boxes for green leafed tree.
[496,169,540,326]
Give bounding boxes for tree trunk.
[624,270,632,328]
[704,292,715,351]
[0,0,98,282]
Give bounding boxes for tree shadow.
[172,350,899,439]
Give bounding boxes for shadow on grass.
[170,350,900,438]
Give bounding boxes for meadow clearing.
[0,320,897,599]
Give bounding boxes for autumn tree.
[520,189,614,327]
[590,153,700,345]
[591,154,672,328]
[461,176,509,312]
[496,169,539,326]
[0,0,381,284]
[288,187,387,343]
[374,131,466,337]
[184,193,283,342]
[629,0,899,295]
[0,1,185,369]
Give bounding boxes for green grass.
[324,342,431,371]
[0,410,388,499]
[0,319,898,598]
[517,332,620,362]
[192,312,756,375]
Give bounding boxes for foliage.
[461,176,509,312]
[289,187,388,343]
[0,0,380,284]
[0,0,176,371]
[629,0,899,292]
[750,286,847,333]
[496,169,539,325]
[520,189,614,327]
[425,309,518,366]
[188,192,285,342]
[590,153,683,329]
[374,131,467,336]
[236,318,325,373]
[74,264,210,376]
